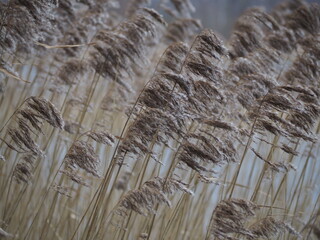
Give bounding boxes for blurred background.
[190,0,320,36]
[118,0,320,37]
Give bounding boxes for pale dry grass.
[0,0,319,239]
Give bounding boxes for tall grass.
[0,0,319,239]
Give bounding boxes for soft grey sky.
[118,0,320,37]
[191,0,320,36]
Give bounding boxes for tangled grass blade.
[0,227,13,238]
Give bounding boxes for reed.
[0,0,319,239]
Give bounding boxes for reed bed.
[0,0,320,239]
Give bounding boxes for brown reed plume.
[209,199,300,240]
[117,177,193,216]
